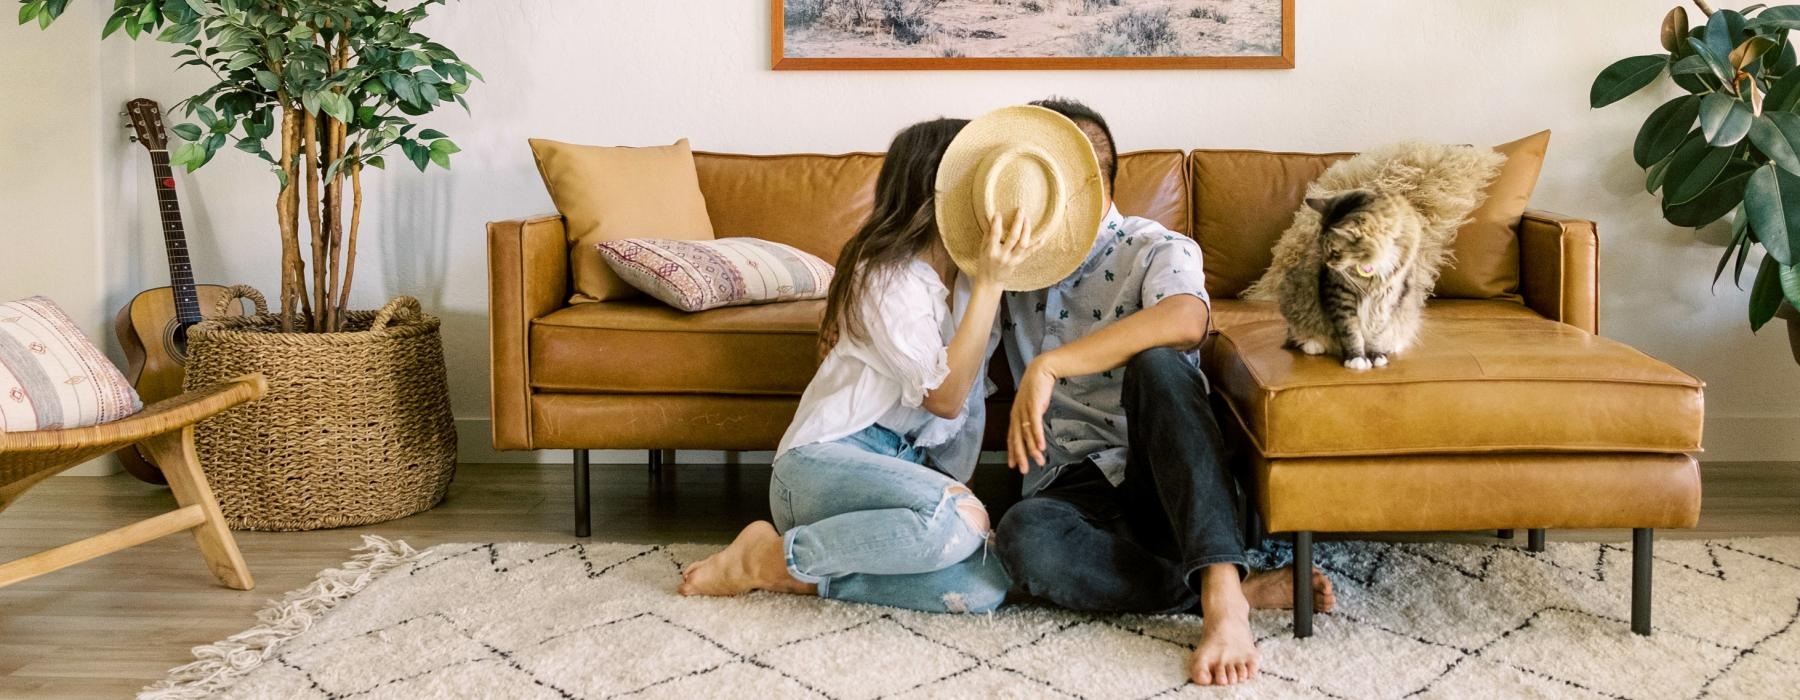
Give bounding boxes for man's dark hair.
[1030,97,1117,194]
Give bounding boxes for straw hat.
[935,105,1107,291]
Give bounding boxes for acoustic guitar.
[114,98,242,484]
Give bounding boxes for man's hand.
[1007,358,1056,473]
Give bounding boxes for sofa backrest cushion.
[1113,150,1190,235]
[1189,149,1353,299]
[694,152,884,266]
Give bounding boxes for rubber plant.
[1593,0,1800,333]
[15,0,477,333]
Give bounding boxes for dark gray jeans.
[993,347,1247,615]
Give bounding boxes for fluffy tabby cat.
[1275,189,1431,370]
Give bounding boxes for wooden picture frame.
[772,0,1294,71]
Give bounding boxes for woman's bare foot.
[1242,566,1335,612]
[677,521,817,597]
[1189,564,1260,686]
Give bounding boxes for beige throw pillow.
[1436,130,1551,300]
[528,138,716,303]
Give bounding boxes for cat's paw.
[1343,356,1373,371]
[1372,354,1389,367]
[1298,340,1327,355]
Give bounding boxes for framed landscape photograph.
[772,0,1294,70]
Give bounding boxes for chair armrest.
[0,374,266,455]
[1518,209,1599,334]
[488,213,570,450]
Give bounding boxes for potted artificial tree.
[1593,0,1800,366]
[17,0,476,529]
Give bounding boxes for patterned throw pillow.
[0,296,143,433]
[597,238,835,312]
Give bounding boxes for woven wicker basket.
[183,286,457,531]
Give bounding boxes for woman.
[678,118,1039,613]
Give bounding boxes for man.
[993,98,1334,687]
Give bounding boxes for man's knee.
[1123,347,1199,401]
[995,498,1076,576]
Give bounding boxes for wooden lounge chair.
[0,374,265,590]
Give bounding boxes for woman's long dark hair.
[820,118,969,352]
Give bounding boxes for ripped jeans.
[771,424,1011,614]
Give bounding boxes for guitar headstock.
[125,98,168,152]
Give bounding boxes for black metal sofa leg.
[574,449,591,538]
[1294,531,1314,638]
[1496,529,1514,540]
[1528,528,1546,552]
[649,449,663,475]
[1633,528,1654,636]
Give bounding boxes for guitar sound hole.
[166,322,193,363]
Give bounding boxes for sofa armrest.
[1518,210,1599,334]
[488,214,570,450]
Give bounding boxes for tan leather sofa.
[489,148,1703,636]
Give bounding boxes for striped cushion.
[597,238,835,312]
[0,296,142,433]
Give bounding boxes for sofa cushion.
[528,138,716,303]
[1190,149,1354,299]
[1207,312,1704,458]
[1114,150,1189,234]
[530,299,822,395]
[695,152,884,265]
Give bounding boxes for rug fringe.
[138,535,430,699]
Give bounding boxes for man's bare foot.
[677,521,817,597]
[1243,566,1336,612]
[1189,564,1260,686]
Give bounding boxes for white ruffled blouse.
[776,258,996,480]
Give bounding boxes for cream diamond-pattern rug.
[141,537,1800,699]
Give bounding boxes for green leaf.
[399,139,429,171]
[428,139,460,155]
[1746,163,1800,265]
[1750,254,1784,330]
[1748,5,1800,31]
[169,123,203,142]
[1783,262,1800,307]
[301,91,321,116]
[1664,130,1735,204]
[1666,164,1755,226]
[1671,54,1713,75]
[1751,112,1800,174]
[1648,152,1676,194]
[1590,54,1668,108]
[1700,92,1754,146]
[429,148,451,169]
[418,128,447,140]
[1689,36,1735,83]
[365,155,385,170]
[1717,204,1752,287]
[319,92,352,123]
[1768,68,1800,112]
[1636,95,1703,167]
[1707,9,1748,65]
[171,142,205,171]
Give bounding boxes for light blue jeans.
[770,425,1011,614]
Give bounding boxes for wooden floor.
[2,460,1797,698]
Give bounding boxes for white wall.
[7,0,1796,464]
[0,4,137,474]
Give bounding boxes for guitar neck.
[148,150,202,324]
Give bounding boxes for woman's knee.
[922,484,990,569]
[940,581,1007,614]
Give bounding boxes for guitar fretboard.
[148,151,201,325]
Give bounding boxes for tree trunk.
[303,110,325,332]
[276,105,304,331]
